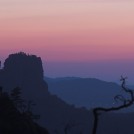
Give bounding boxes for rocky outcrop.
[0,52,48,91]
[0,52,92,134]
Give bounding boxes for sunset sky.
[0,0,134,82]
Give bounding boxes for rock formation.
[0,52,91,134]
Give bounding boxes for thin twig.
[92,76,134,134]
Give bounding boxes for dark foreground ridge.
[0,87,49,134]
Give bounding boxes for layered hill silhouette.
[1,52,134,134]
[46,77,121,109]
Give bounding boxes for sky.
[0,0,134,83]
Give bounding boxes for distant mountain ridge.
[46,77,122,109]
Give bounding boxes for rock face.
[0,52,92,134]
[0,52,48,91]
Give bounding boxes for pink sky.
[0,0,134,81]
[0,0,134,61]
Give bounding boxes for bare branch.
[92,76,134,134]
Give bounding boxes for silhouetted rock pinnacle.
[0,52,91,134]
[0,52,48,91]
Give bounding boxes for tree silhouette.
[10,87,26,112]
[10,87,27,113]
[10,87,40,121]
[92,76,134,134]
[0,86,49,134]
